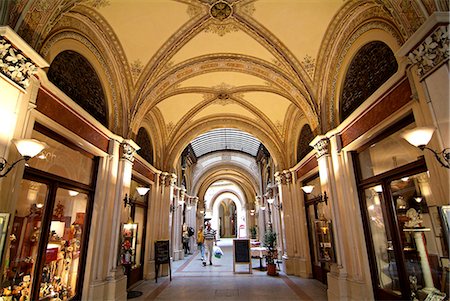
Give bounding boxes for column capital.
[311,137,330,159]
[274,170,292,186]
[121,142,136,162]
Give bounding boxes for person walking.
[203,222,216,266]
[197,226,205,261]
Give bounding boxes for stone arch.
[40,31,125,133]
[208,190,246,239]
[131,54,319,132]
[315,2,404,131]
[165,116,286,171]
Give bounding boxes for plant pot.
[267,263,277,276]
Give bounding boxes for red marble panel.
[341,79,412,147]
[36,88,110,153]
[133,158,155,182]
[296,156,318,179]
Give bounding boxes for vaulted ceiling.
[7,0,346,170]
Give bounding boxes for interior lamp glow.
[260,206,266,211]
[68,190,79,197]
[301,185,328,205]
[301,185,314,194]
[136,187,150,196]
[415,197,423,203]
[0,139,47,178]
[401,126,449,168]
[267,198,275,204]
[374,185,383,193]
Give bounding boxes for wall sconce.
[0,139,47,178]
[123,186,150,208]
[267,198,282,210]
[401,126,449,169]
[301,185,328,205]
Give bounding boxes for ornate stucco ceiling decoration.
[186,0,256,37]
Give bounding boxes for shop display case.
[121,222,138,266]
[314,218,335,262]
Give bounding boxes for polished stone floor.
[131,238,327,301]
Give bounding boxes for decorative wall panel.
[136,127,154,165]
[297,124,314,163]
[47,50,108,127]
[340,41,398,122]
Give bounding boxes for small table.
[251,247,268,271]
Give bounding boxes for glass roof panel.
[190,128,261,157]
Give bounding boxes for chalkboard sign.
[234,239,250,263]
[155,240,170,264]
[154,240,171,283]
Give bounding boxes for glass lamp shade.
[68,190,79,197]
[13,139,47,158]
[301,185,314,194]
[260,206,266,211]
[401,127,435,148]
[136,187,150,196]
[267,198,275,204]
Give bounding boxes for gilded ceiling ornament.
[301,54,315,78]
[210,1,233,21]
[81,0,110,8]
[274,120,284,135]
[204,19,239,36]
[166,121,175,134]
[131,59,143,82]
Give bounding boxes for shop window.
[1,125,96,301]
[357,122,422,180]
[303,176,334,285]
[42,188,88,300]
[28,128,94,185]
[356,118,449,300]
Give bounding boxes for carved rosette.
[0,37,38,89]
[121,143,136,162]
[314,138,330,158]
[408,25,449,79]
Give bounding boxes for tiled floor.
[131,239,327,301]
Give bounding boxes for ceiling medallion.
[210,1,233,21]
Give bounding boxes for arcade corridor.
[0,1,449,301]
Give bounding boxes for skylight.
[190,128,261,157]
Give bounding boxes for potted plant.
[250,226,257,240]
[264,229,278,276]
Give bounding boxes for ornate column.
[86,138,121,297]
[289,169,312,277]
[311,135,350,299]
[145,170,162,280]
[273,170,295,274]
[104,140,139,300]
